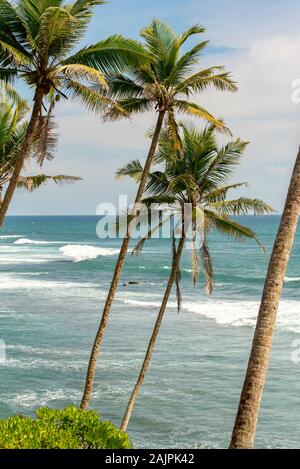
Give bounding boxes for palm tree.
[115,123,275,431]
[0,89,81,202]
[229,147,300,449]
[80,18,238,410]
[0,0,148,225]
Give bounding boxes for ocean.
[0,215,299,448]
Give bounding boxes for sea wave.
[185,300,300,333]
[0,235,22,239]
[60,244,119,262]
[0,273,98,292]
[123,298,300,334]
[285,277,300,283]
[14,238,63,245]
[1,389,81,408]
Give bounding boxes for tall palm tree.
[229,147,300,449]
[80,19,238,410]
[115,123,275,431]
[0,88,81,203]
[0,0,148,225]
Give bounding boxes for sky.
[8,0,300,215]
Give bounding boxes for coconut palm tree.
[0,89,81,203]
[0,0,148,225]
[80,18,238,410]
[115,123,275,431]
[229,147,300,449]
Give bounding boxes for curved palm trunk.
[0,87,44,227]
[229,147,300,449]
[120,235,185,432]
[80,111,165,410]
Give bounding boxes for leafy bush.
[0,406,131,449]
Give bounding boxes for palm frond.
[179,25,206,46]
[104,97,151,121]
[209,198,276,216]
[172,232,182,313]
[116,159,144,182]
[204,139,249,185]
[107,74,144,99]
[165,41,210,85]
[56,64,108,89]
[31,111,58,166]
[204,209,264,250]
[191,234,199,285]
[35,6,78,58]
[200,241,214,295]
[64,35,149,75]
[0,67,18,84]
[17,174,82,191]
[203,183,248,203]
[175,100,231,135]
[176,67,238,95]
[0,39,31,66]
[65,79,116,115]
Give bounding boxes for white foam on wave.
[60,244,119,262]
[6,344,85,357]
[285,277,300,283]
[0,235,22,239]
[14,238,63,245]
[123,298,300,334]
[0,356,86,371]
[185,300,300,334]
[0,273,97,292]
[2,389,81,408]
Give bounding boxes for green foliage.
[117,123,275,303]
[0,406,132,449]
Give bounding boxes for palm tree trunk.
[0,87,44,227]
[229,146,300,449]
[120,235,185,432]
[80,110,166,410]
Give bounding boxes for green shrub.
[0,406,131,449]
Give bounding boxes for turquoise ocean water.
[0,215,299,448]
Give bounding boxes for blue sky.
[9,0,300,214]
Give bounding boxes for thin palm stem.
[80,110,165,409]
[120,234,185,432]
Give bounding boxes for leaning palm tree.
[0,90,81,203]
[81,18,238,409]
[0,0,148,225]
[116,123,275,431]
[229,148,300,448]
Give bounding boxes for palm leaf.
[200,241,214,295]
[204,209,264,250]
[35,6,78,58]
[204,183,248,203]
[65,79,117,115]
[172,232,182,313]
[55,64,108,89]
[31,111,58,165]
[175,99,231,135]
[64,35,149,75]
[209,198,276,216]
[17,174,82,191]
[116,160,144,182]
[179,25,206,46]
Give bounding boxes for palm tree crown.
[118,123,275,300]
[106,19,237,141]
[0,0,148,112]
